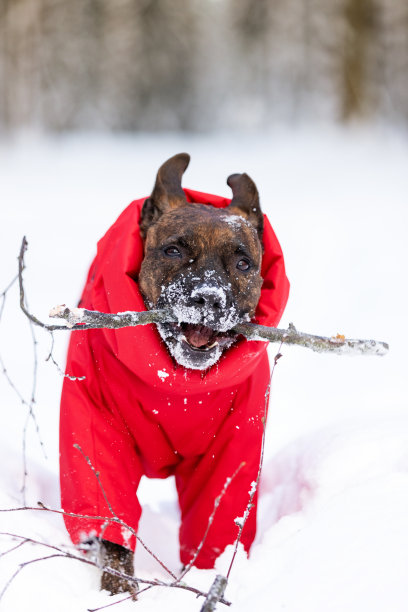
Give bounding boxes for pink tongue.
[185,325,213,348]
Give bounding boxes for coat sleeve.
[59,328,143,551]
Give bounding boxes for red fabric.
[60,189,289,568]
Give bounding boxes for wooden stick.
[18,237,389,356]
[49,304,389,357]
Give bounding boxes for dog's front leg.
[99,540,138,598]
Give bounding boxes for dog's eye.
[163,246,182,258]
[236,258,251,271]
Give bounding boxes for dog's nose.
[192,293,221,310]
[191,285,227,311]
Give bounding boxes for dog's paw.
[101,568,138,599]
[99,540,138,598]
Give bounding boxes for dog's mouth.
[157,320,238,370]
[176,323,236,352]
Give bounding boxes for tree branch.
[233,321,389,356]
[176,462,246,583]
[200,575,228,612]
[0,528,231,607]
[72,443,178,581]
[226,349,282,581]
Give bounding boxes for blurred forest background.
[1,0,407,133]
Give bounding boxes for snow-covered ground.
[0,126,407,611]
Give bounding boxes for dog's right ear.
[140,153,190,240]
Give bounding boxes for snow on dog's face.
[139,153,264,370]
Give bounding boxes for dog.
[59,154,289,595]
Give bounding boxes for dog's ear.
[140,153,190,239]
[227,173,264,240]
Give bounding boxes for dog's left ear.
[140,153,190,239]
[227,173,264,240]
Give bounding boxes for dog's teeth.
[180,333,218,351]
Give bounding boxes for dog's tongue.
[184,324,214,348]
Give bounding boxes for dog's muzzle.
[155,272,245,370]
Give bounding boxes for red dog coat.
[60,189,289,568]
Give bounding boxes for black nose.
[190,285,227,311]
[192,292,222,310]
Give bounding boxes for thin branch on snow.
[0,529,231,607]
[20,297,47,503]
[87,593,136,612]
[226,348,283,581]
[1,274,19,301]
[0,540,28,559]
[0,270,46,504]
[0,532,133,602]
[176,461,246,583]
[72,444,240,607]
[180,347,283,610]
[45,330,86,381]
[18,237,389,357]
[73,443,178,581]
[0,493,238,609]
[0,276,31,407]
[1,438,237,606]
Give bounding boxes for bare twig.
[1,274,19,301]
[87,593,135,612]
[73,444,178,581]
[21,300,47,502]
[0,356,28,406]
[0,276,30,407]
[177,462,246,583]
[0,530,231,607]
[0,563,25,601]
[45,331,85,381]
[0,268,46,504]
[0,540,27,559]
[226,348,283,580]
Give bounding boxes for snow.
[159,269,238,331]
[1,126,408,611]
[157,370,169,382]
[219,214,253,232]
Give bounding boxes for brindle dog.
[99,152,265,595]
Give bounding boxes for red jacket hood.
[79,188,290,394]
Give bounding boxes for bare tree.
[339,0,380,119]
[0,0,407,131]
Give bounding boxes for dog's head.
[138,153,264,370]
